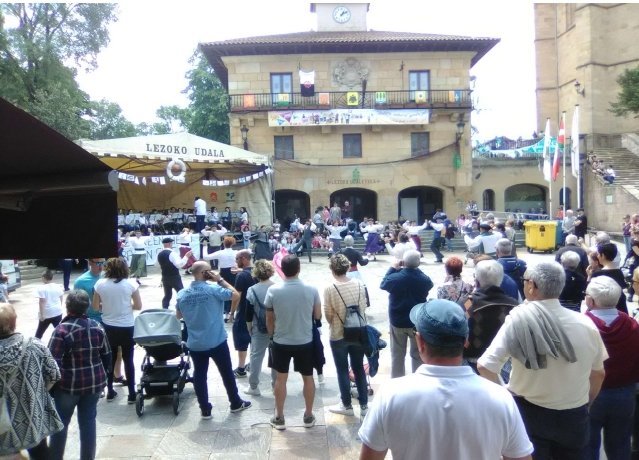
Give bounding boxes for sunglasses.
[91,261,105,266]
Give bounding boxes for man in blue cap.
[359,299,533,460]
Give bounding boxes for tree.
[88,99,137,140]
[610,66,639,118]
[0,3,118,137]
[182,52,230,143]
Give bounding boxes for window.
[274,136,294,160]
[409,71,430,102]
[411,132,430,157]
[271,73,292,105]
[482,189,495,211]
[343,134,362,158]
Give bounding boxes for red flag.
[552,113,565,181]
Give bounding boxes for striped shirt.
[48,315,112,395]
[323,279,368,341]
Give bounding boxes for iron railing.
[230,89,472,112]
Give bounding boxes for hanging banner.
[268,109,429,127]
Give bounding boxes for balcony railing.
[230,89,472,112]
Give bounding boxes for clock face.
[333,6,351,23]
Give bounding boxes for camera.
[203,270,216,281]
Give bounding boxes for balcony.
[230,89,472,112]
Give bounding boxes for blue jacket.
[380,267,433,328]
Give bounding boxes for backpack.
[333,285,367,343]
[249,289,268,334]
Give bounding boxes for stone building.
[200,2,498,225]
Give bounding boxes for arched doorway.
[329,188,377,222]
[482,189,495,211]
[274,189,310,230]
[398,186,443,221]
[504,184,546,214]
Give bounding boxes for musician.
[194,196,207,233]
[207,207,220,226]
[222,207,232,231]
[239,207,249,226]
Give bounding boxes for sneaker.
[303,413,316,428]
[329,403,354,416]
[318,374,325,384]
[270,415,286,430]
[201,403,213,419]
[244,386,261,396]
[230,400,251,413]
[233,367,247,378]
[106,390,117,402]
[360,405,368,417]
[113,376,127,386]
[127,394,136,405]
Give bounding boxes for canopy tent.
[77,132,273,227]
[0,97,118,259]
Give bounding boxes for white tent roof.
[77,132,268,173]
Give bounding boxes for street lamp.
[240,125,249,150]
[455,120,466,143]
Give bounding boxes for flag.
[552,113,565,181]
[571,105,580,178]
[299,70,315,97]
[542,118,551,182]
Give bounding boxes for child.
[242,224,252,250]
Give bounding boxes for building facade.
[200,3,498,225]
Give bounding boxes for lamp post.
[240,125,249,150]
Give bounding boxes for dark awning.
[0,98,118,259]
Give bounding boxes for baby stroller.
[133,309,192,416]
[349,325,387,397]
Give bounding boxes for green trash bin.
[523,221,558,253]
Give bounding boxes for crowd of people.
[5,195,639,458]
[588,153,617,184]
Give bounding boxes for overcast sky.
[74,1,537,141]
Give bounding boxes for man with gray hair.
[558,251,587,311]
[555,234,588,277]
[478,261,607,459]
[380,249,434,378]
[561,209,576,244]
[584,276,639,460]
[495,238,527,298]
[464,260,518,373]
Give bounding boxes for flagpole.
[575,105,581,209]
[562,111,566,211]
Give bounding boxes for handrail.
[230,89,472,111]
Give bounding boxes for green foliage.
[0,3,117,138]
[182,51,230,143]
[88,99,137,139]
[610,66,639,118]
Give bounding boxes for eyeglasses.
[523,278,531,282]
[90,260,105,266]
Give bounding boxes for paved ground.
[5,245,626,459]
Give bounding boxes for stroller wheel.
[172,391,180,415]
[368,388,374,396]
[135,393,144,417]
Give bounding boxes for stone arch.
[504,184,547,214]
[329,188,377,222]
[398,186,444,221]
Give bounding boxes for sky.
[74,1,537,142]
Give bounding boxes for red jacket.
[586,311,639,389]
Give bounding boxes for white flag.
[571,105,580,178]
[542,118,552,182]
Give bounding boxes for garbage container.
[523,221,558,253]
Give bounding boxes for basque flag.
[552,112,565,181]
[299,70,315,97]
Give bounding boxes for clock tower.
[311,3,369,32]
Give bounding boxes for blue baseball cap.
[409,299,468,348]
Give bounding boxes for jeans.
[514,396,588,460]
[292,239,312,262]
[190,340,242,409]
[330,339,367,408]
[161,275,183,309]
[61,259,73,291]
[588,385,635,460]
[103,324,136,397]
[248,329,276,389]
[49,389,100,460]
[430,236,444,261]
[35,314,62,339]
[330,238,342,253]
[389,325,421,378]
[220,268,236,315]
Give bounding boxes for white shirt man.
[360,299,533,460]
[194,196,207,232]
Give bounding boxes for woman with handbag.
[323,254,369,418]
[0,303,63,459]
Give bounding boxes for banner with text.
[268,109,429,127]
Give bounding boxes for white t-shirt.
[359,364,533,460]
[195,198,206,216]
[36,283,64,319]
[478,299,608,410]
[94,278,138,327]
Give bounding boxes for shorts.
[232,319,251,351]
[269,341,314,376]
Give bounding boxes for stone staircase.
[591,146,639,196]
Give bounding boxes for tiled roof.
[199,30,500,88]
